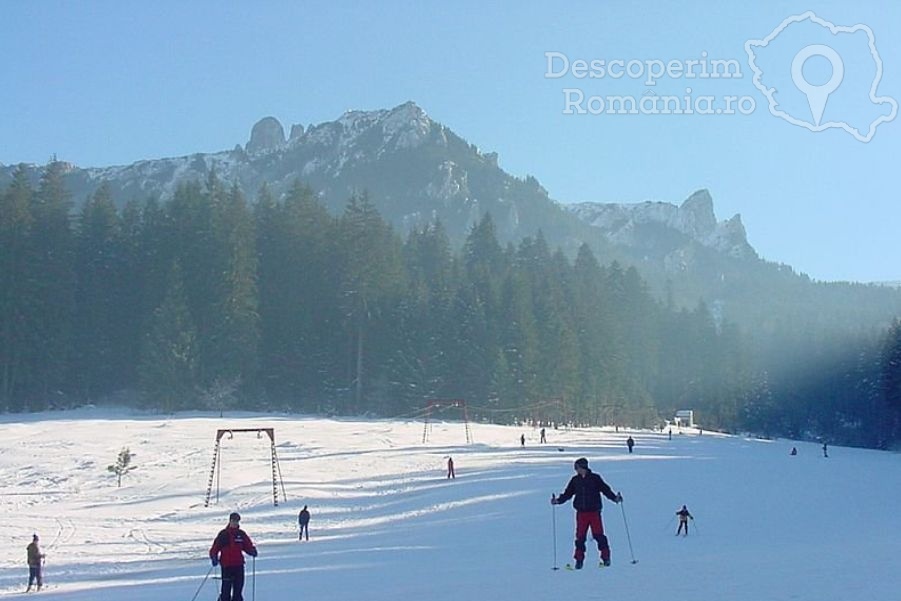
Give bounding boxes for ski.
[562,562,608,571]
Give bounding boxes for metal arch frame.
[421,399,472,444]
[204,428,287,507]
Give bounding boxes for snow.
[1,408,898,600]
[567,193,755,260]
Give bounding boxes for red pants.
[574,511,610,562]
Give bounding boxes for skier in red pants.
[551,457,622,569]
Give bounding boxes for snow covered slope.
[0,408,897,601]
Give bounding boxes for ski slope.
[0,408,898,600]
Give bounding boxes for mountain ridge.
[2,101,899,335]
[0,102,755,269]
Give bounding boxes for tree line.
[1,162,899,448]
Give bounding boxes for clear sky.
[1,1,898,283]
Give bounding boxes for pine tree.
[29,161,75,406]
[167,180,217,383]
[256,182,338,406]
[107,447,137,487]
[385,222,458,407]
[71,183,125,398]
[338,192,404,411]
[139,262,198,411]
[496,268,538,409]
[571,244,612,421]
[882,320,901,445]
[202,183,260,391]
[0,166,34,409]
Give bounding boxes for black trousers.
[28,566,42,588]
[219,564,246,601]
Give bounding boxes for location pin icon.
[791,44,844,126]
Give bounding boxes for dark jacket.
[298,509,310,525]
[556,469,618,512]
[26,542,43,567]
[209,526,256,568]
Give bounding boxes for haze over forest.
[1,105,900,450]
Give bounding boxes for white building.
[674,410,694,427]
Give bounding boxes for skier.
[676,505,693,536]
[626,436,634,453]
[822,442,828,458]
[790,447,798,456]
[540,427,547,443]
[446,456,455,479]
[25,534,44,592]
[550,457,622,569]
[520,433,526,447]
[298,505,311,541]
[209,512,258,601]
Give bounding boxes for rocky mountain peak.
[679,189,717,236]
[246,117,286,154]
[326,101,433,150]
[565,190,756,262]
[289,123,305,142]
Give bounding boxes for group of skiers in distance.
[25,426,713,592]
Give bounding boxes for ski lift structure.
[421,399,473,444]
[204,427,288,507]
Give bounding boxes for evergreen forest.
[2,163,900,449]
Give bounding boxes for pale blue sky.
[1,1,898,282]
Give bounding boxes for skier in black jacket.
[551,457,622,569]
[298,505,310,541]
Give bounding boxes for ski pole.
[663,515,676,532]
[619,499,638,564]
[252,554,256,601]
[190,564,215,601]
[551,494,559,570]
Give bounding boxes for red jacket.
[209,525,256,567]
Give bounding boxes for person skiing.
[446,456,455,479]
[822,442,828,458]
[25,534,44,592]
[209,512,257,601]
[790,447,798,456]
[298,505,311,541]
[520,433,526,447]
[626,436,634,453]
[540,427,547,443]
[551,457,622,569]
[676,505,693,536]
